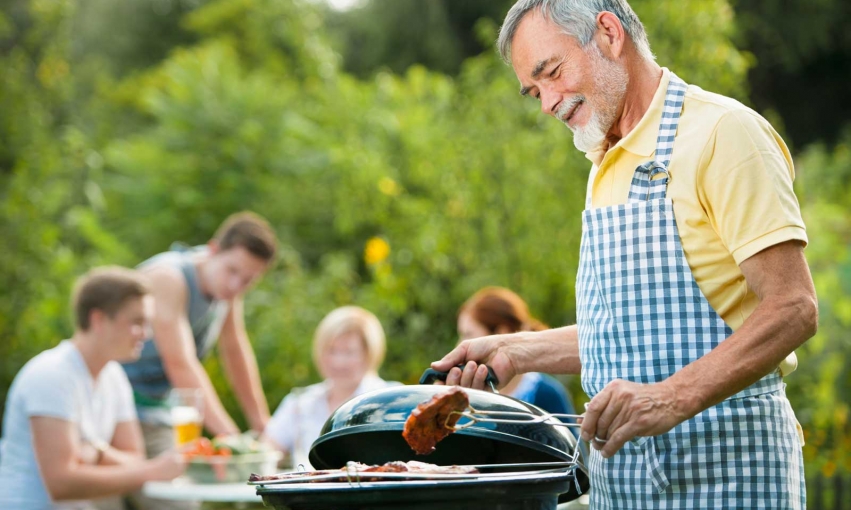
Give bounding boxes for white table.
[143,478,261,503]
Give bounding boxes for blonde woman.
[264,306,398,469]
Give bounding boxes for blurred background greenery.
[1,0,849,499]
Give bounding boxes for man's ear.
[595,11,626,59]
[88,309,107,330]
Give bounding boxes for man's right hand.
[430,335,520,391]
[148,450,187,481]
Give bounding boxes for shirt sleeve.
[698,109,807,265]
[265,393,297,452]
[21,368,78,423]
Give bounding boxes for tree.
[732,0,851,148]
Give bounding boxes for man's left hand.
[580,379,692,458]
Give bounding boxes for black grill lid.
[309,385,587,473]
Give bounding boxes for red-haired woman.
[457,287,576,420]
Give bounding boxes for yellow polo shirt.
[585,68,806,375]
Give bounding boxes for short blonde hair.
[312,306,386,372]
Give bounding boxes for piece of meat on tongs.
[402,387,470,455]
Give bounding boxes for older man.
[432,0,816,507]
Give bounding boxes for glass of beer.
[168,388,204,447]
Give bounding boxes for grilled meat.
[402,387,470,455]
[249,460,478,483]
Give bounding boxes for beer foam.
[171,405,202,424]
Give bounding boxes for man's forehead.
[217,245,267,269]
[110,295,150,319]
[510,11,580,75]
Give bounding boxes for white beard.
[569,104,609,153]
[559,44,629,153]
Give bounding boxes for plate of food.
[183,433,282,484]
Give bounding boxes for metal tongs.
[447,406,584,430]
[419,365,584,429]
[445,404,588,478]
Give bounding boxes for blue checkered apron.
[576,74,805,508]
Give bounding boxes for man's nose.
[540,89,561,116]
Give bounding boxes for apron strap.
[627,74,688,203]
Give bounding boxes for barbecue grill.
[252,383,589,510]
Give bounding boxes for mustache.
[556,95,586,125]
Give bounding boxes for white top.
[265,375,398,469]
[0,341,137,510]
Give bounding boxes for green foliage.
[731,0,851,147]
[184,0,338,80]
[324,0,515,77]
[633,0,750,100]
[788,131,851,476]
[70,0,204,77]
[0,0,130,403]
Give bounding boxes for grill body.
[256,471,573,510]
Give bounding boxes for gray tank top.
[121,244,230,403]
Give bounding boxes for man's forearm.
[47,462,155,501]
[512,325,581,375]
[220,335,269,432]
[666,293,817,417]
[98,446,144,466]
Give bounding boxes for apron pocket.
[630,436,670,494]
[660,419,726,494]
[644,437,670,493]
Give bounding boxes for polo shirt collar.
[584,67,672,166]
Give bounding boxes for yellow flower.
[37,57,69,87]
[378,177,401,196]
[364,237,390,266]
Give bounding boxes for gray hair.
[497,0,654,63]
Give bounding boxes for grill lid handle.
[419,365,500,393]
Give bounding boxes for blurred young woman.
[264,306,398,469]
[458,287,576,418]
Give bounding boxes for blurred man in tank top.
[121,211,277,510]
